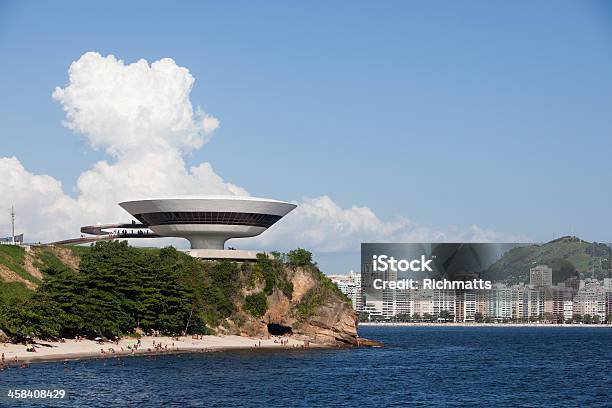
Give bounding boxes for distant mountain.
[482,236,611,284]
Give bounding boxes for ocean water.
[1,326,611,407]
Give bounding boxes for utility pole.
[10,206,15,245]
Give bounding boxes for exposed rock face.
[290,299,358,346]
[23,251,44,280]
[0,264,38,290]
[227,265,359,347]
[285,266,357,345]
[48,247,81,271]
[291,268,317,302]
[0,329,9,343]
[0,245,80,290]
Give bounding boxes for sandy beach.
[359,322,612,328]
[0,335,314,366]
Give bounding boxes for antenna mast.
[10,206,15,245]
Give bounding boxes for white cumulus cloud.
[0,52,523,256]
[57,52,248,224]
[52,52,216,156]
[0,157,81,243]
[0,52,244,242]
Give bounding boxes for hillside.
[483,236,611,284]
[0,242,357,346]
[0,245,84,305]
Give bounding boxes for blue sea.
[1,326,611,407]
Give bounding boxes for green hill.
[483,236,611,284]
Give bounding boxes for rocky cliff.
[222,264,359,346]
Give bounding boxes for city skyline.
[331,265,612,324]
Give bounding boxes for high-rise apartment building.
[574,279,606,319]
[486,284,513,320]
[530,265,553,288]
[563,301,573,322]
[544,285,574,321]
[433,289,456,319]
[512,284,545,320]
[412,288,433,318]
[329,271,362,312]
[394,289,412,317]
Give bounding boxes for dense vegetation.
[243,292,267,317]
[0,242,211,339]
[0,243,339,341]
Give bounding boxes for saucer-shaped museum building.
[118,196,296,251]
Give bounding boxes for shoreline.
[0,335,319,366]
[359,322,612,328]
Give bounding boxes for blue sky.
[1,1,612,272]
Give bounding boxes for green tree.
[0,242,212,339]
[395,313,410,322]
[287,248,314,267]
[244,292,267,318]
[358,312,370,322]
[438,310,453,322]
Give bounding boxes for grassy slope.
[484,236,611,284]
[0,281,32,305]
[0,245,83,305]
[0,245,35,282]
